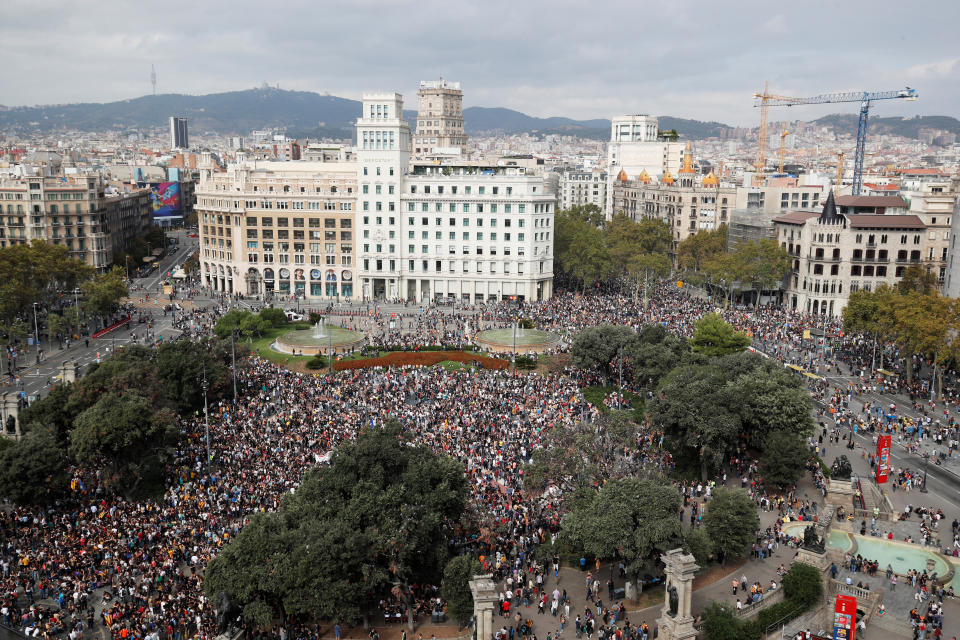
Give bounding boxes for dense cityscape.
[1,4,960,640]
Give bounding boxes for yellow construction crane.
[835,152,844,190]
[752,81,802,185]
[778,129,789,175]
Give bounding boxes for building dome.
[661,170,674,185]
[616,168,629,182]
[637,168,651,184]
[701,170,719,187]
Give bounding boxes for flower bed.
[333,350,509,371]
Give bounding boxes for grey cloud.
[0,0,957,125]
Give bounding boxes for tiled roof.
[848,214,925,229]
[772,211,819,225]
[836,195,907,208]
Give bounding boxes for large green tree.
[759,431,811,490]
[626,324,689,389]
[154,339,231,413]
[0,428,70,504]
[70,391,178,496]
[561,478,681,580]
[82,266,129,316]
[571,324,638,378]
[677,227,726,272]
[205,422,468,629]
[648,363,741,480]
[703,488,759,562]
[737,239,790,305]
[0,241,93,339]
[441,555,483,624]
[689,313,750,357]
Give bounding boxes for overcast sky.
[1,0,958,126]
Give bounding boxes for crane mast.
[753,87,917,195]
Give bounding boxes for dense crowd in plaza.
[0,283,956,640]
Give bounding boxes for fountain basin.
[273,325,366,356]
[473,328,561,354]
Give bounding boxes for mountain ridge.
[0,87,956,142]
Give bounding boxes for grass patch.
[247,324,314,366]
[583,385,646,424]
[437,360,476,372]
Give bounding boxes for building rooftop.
[771,211,819,225]
[835,195,907,208]
[848,214,925,229]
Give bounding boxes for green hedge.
[703,562,822,640]
[305,356,328,370]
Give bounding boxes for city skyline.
[0,0,958,126]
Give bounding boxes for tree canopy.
[204,422,468,628]
[561,477,682,576]
[689,313,750,357]
[703,488,759,562]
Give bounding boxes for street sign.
[875,435,891,484]
[833,594,856,640]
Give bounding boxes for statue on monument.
[668,584,679,617]
[830,455,852,479]
[801,524,825,553]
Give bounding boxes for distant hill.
[0,88,738,141]
[812,113,960,139]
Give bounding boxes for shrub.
[518,318,535,329]
[259,308,289,328]
[515,355,537,370]
[782,561,822,608]
[305,356,327,370]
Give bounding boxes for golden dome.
[701,170,719,187]
[661,170,675,185]
[616,168,629,182]
[637,168,651,184]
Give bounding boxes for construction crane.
[755,87,918,195]
[778,129,789,175]
[835,152,844,190]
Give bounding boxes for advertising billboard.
[150,182,181,217]
[833,594,856,640]
[875,435,892,484]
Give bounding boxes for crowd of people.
[0,281,957,640]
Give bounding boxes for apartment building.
[412,80,467,157]
[610,144,733,249]
[558,169,607,210]
[0,173,152,271]
[775,193,939,317]
[195,155,357,298]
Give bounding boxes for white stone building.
[606,114,684,216]
[558,169,607,210]
[775,192,935,316]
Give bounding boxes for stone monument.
[657,548,699,640]
[59,360,79,384]
[0,392,21,439]
[469,574,498,640]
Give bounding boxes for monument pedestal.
[469,575,498,640]
[656,549,699,640]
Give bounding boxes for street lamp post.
[231,329,237,404]
[32,303,40,364]
[920,452,929,493]
[201,362,211,476]
[328,321,334,375]
[512,318,518,373]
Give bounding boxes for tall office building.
[169,116,189,149]
[412,80,467,157]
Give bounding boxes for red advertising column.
[875,434,892,484]
[834,594,857,640]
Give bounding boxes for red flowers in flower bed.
[333,350,509,371]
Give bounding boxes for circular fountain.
[473,322,562,354]
[273,318,366,356]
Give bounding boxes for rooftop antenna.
[151,64,157,95]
